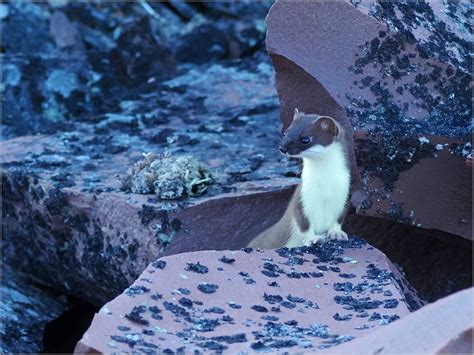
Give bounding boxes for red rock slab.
[266,1,470,132]
[74,238,423,354]
[354,133,472,241]
[2,163,295,304]
[320,287,474,354]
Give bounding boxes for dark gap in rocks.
[192,2,237,20]
[345,213,473,303]
[161,1,191,22]
[42,298,99,354]
[188,1,210,16]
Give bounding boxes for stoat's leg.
[303,233,327,246]
[326,223,348,241]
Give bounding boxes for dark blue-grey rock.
[1,265,69,354]
[1,1,272,139]
[1,2,53,54]
[174,24,229,64]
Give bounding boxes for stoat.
[248,108,351,249]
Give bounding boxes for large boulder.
[75,238,423,353]
[1,60,299,305]
[266,0,472,239]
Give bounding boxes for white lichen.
[418,136,430,144]
[122,152,213,199]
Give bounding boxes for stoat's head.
[279,108,343,159]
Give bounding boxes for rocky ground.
[76,239,423,353]
[1,0,472,354]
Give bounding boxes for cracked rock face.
[75,238,422,353]
[266,0,472,239]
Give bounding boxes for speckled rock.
[1,59,300,305]
[354,132,472,240]
[1,264,69,353]
[74,238,423,353]
[320,287,473,354]
[266,1,472,239]
[1,1,272,139]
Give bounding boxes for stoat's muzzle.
[280,110,341,158]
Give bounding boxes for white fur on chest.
[299,143,350,235]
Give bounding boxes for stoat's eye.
[300,136,311,144]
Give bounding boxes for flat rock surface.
[321,287,473,354]
[267,0,472,239]
[1,264,69,353]
[75,238,422,354]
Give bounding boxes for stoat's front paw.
[326,225,348,241]
[303,234,327,246]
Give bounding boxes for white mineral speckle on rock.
[154,326,167,333]
[126,334,141,342]
[107,341,117,348]
[101,307,112,315]
[0,4,9,19]
[342,256,358,264]
[461,142,472,156]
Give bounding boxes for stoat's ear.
[314,116,341,138]
[293,107,302,121]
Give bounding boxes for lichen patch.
[122,152,213,199]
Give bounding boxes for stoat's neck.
[301,143,349,187]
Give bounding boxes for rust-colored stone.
[320,287,474,354]
[75,240,422,353]
[354,133,472,240]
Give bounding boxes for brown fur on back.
[248,186,307,249]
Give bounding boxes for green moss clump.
[122,152,213,199]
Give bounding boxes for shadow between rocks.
[345,213,473,303]
[42,298,99,354]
